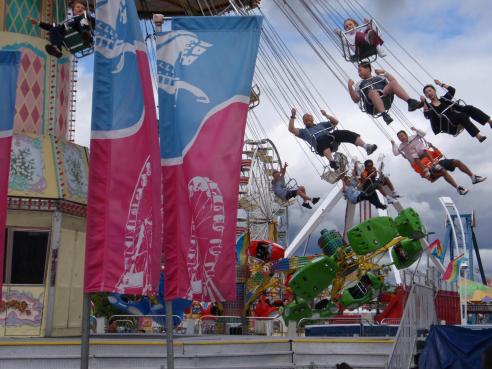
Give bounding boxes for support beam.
[471,227,487,285]
[285,185,343,257]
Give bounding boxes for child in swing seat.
[335,18,386,60]
[29,0,94,58]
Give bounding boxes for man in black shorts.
[430,158,486,195]
[348,62,423,124]
[288,108,378,170]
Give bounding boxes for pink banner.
[162,103,249,301]
[157,17,262,301]
[84,0,162,295]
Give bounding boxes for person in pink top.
[391,127,435,177]
[392,127,486,195]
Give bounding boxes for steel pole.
[80,293,90,369]
[165,300,174,369]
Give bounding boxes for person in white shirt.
[392,127,486,195]
[391,127,435,177]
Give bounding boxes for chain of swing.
[139,0,445,183]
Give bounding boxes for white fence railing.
[107,314,184,334]
[386,284,437,369]
[197,315,286,335]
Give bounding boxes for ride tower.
[0,0,90,337]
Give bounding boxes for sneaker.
[471,175,487,184]
[312,197,320,205]
[379,204,388,210]
[302,202,312,209]
[381,112,393,125]
[365,144,378,155]
[377,46,387,57]
[386,197,395,205]
[407,99,424,112]
[391,191,400,198]
[478,135,487,143]
[329,160,339,170]
[423,168,430,177]
[45,44,62,58]
[457,186,469,195]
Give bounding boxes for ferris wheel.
[237,139,289,245]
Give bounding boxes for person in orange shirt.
[359,159,399,204]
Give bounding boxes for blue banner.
[0,51,21,137]
[0,50,21,300]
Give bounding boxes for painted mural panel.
[58,140,88,204]
[0,286,45,336]
[8,134,60,198]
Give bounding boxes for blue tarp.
[419,325,492,369]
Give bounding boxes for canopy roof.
[135,0,234,17]
[80,0,240,17]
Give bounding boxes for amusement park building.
[0,0,90,337]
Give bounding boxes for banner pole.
[165,300,174,369]
[80,293,90,369]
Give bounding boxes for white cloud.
[72,1,492,269]
[249,0,492,258]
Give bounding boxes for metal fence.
[386,284,437,369]
[297,316,374,335]
[107,314,184,334]
[197,315,286,335]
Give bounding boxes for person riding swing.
[392,127,486,195]
[271,162,320,209]
[288,108,378,171]
[342,163,387,210]
[421,80,491,143]
[359,159,399,204]
[334,18,386,63]
[29,0,94,59]
[348,62,424,125]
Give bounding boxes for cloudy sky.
[73,0,492,278]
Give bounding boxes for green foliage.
[90,293,119,319]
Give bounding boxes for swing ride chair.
[400,136,444,183]
[431,98,466,137]
[361,174,384,196]
[308,126,349,184]
[274,177,298,206]
[249,84,261,110]
[61,11,94,58]
[339,20,381,64]
[359,79,394,118]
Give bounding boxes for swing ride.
[100,0,490,331]
[3,0,490,346]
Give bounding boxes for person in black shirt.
[348,62,423,125]
[421,80,491,142]
[29,0,94,58]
